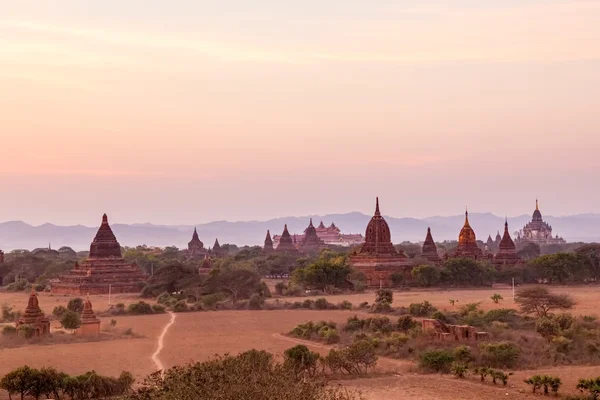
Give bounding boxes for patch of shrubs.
[408,301,437,317]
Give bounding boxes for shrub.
[479,342,520,368]
[2,305,20,322]
[284,345,321,377]
[172,301,189,313]
[61,310,81,330]
[314,298,329,310]
[369,317,394,334]
[491,294,503,304]
[397,316,417,332]
[248,294,264,310]
[2,326,17,336]
[6,279,28,292]
[536,317,560,338]
[151,304,166,314]
[451,362,468,378]
[419,349,455,373]
[157,292,173,305]
[409,301,436,317]
[274,282,287,295]
[127,301,154,315]
[430,310,449,323]
[553,313,575,331]
[473,366,491,382]
[483,308,517,324]
[17,324,36,339]
[359,302,369,309]
[344,316,364,332]
[339,301,352,310]
[67,298,84,313]
[52,305,68,318]
[391,272,405,287]
[384,333,409,351]
[202,293,224,308]
[490,370,512,386]
[302,300,314,309]
[453,345,472,363]
[324,329,341,344]
[346,340,378,374]
[576,377,600,399]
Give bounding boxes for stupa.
[518,200,566,244]
[16,289,50,336]
[212,239,226,257]
[77,295,101,336]
[453,209,483,259]
[494,219,520,266]
[187,228,207,257]
[275,224,300,254]
[299,219,326,254]
[263,230,274,253]
[350,198,410,287]
[421,227,441,263]
[52,214,147,295]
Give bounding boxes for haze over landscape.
[2,0,600,227]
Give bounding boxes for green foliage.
[292,255,352,291]
[2,304,20,322]
[126,349,361,400]
[211,268,262,304]
[172,300,189,313]
[440,257,496,286]
[491,293,503,303]
[530,253,586,284]
[419,349,455,373]
[284,345,321,377]
[315,298,330,310]
[397,316,417,332]
[516,287,575,317]
[483,308,517,324]
[6,278,29,292]
[151,304,166,314]
[67,298,84,313]
[409,301,437,317]
[525,375,561,395]
[479,342,520,369]
[52,305,68,318]
[61,310,81,330]
[18,324,36,339]
[473,366,491,382]
[127,301,154,315]
[339,301,352,310]
[390,272,405,287]
[202,293,225,308]
[450,362,468,378]
[274,282,287,295]
[2,326,17,336]
[577,377,600,399]
[453,345,472,363]
[411,265,441,287]
[248,294,264,310]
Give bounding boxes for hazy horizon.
[2,1,599,226]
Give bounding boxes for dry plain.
[2,285,600,399]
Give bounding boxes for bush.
[284,345,320,377]
[315,298,329,310]
[157,292,173,305]
[202,293,224,308]
[274,282,287,295]
[52,305,68,318]
[483,308,517,324]
[151,304,166,314]
[302,300,314,309]
[451,362,468,378]
[2,304,20,322]
[172,301,189,313]
[491,294,503,304]
[453,345,472,363]
[409,301,437,317]
[375,289,393,304]
[67,298,84,313]
[397,316,417,332]
[479,342,520,368]
[339,301,352,310]
[324,329,341,344]
[419,349,455,373]
[127,301,154,315]
[2,326,17,336]
[17,324,36,339]
[61,310,81,330]
[430,311,449,323]
[6,279,28,292]
[536,317,560,338]
[248,294,264,310]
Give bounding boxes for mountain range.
[0,212,599,251]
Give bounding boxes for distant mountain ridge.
[0,212,599,251]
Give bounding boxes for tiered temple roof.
[494,219,520,265]
[187,228,207,257]
[16,289,50,336]
[212,238,226,257]
[351,198,410,287]
[299,219,326,254]
[421,227,441,262]
[52,214,147,295]
[263,230,274,252]
[78,295,101,335]
[275,225,300,254]
[518,200,565,244]
[453,210,483,259]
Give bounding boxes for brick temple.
[420,227,441,263]
[350,198,411,287]
[451,210,484,259]
[272,221,363,248]
[493,218,520,266]
[77,295,101,336]
[16,289,50,337]
[52,214,147,295]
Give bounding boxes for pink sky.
[1,1,599,225]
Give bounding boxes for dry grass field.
[3,285,600,399]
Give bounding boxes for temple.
[350,198,411,287]
[452,209,483,259]
[77,295,101,336]
[517,200,565,244]
[298,219,327,254]
[187,228,208,257]
[272,221,363,248]
[52,214,147,295]
[16,289,50,337]
[263,230,274,252]
[275,224,300,254]
[494,218,520,266]
[421,227,441,262]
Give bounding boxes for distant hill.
[0,212,598,251]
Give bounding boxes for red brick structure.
[421,227,441,263]
[211,238,226,257]
[298,219,326,254]
[52,214,147,295]
[350,198,411,287]
[272,221,363,248]
[77,295,100,336]
[422,319,489,342]
[493,218,521,266]
[187,228,208,257]
[452,210,483,259]
[263,230,274,253]
[275,224,300,255]
[16,289,50,337]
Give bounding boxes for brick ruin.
[421,319,490,342]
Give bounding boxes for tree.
[441,258,496,286]
[67,298,84,313]
[411,265,440,287]
[530,253,585,284]
[491,294,503,304]
[284,345,321,377]
[214,268,261,304]
[60,310,81,331]
[292,257,352,292]
[515,287,575,317]
[577,377,600,399]
[517,242,541,260]
[575,244,600,282]
[0,366,36,400]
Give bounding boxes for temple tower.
[16,289,50,336]
[421,227,441,262]
[453,209,483,259]
[299,218,326,254]
[264,230,274,253]
[77,295,101,336]
[276,225,300,254]
[188,228,207,257]
[494,218,520,266]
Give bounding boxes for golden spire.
[465,206,469,224]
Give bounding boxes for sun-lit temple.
[451,209,484,259]
[52,214,148,295]
[517,200,565,244]
[350,198,411,287]
[16,289,50,337]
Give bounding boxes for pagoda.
[187,228,207,257]
[272,221,363,248]
[77,295,100,336]
[52,214,147,295]
[299,219,326,254]
[452,209,483,259]
[16,289,50,337]
[275,224,300,254]
[263,230,274,253]
[421,227,441,263]
[350,198,410,287]
[494,219,520,266]
[518,200,566,244]
[212,239,226,257]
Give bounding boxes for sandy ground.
[2,286,600,399]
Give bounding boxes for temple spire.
[102,214,108,224]
[465,207,469,224]
[375,197,380,216]
[536,199,539,211]
[309,218,314,228]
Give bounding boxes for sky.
[1,0,599,226]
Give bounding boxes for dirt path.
[152,311,176,373]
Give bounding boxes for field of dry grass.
[3,285,600,399]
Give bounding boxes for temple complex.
[421,227,441,263]
[263,230,274,253]
[272,221,363,248]
[52,214,147,295]
[494,219,520,266]
[275,225,300,255]
[298,219,327,254]
[350,198,411,287]
[452,210,483,259]
[187,228,208,257]
[517,200,565,244]
[77,295,100,336]
[16,289,50,337]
